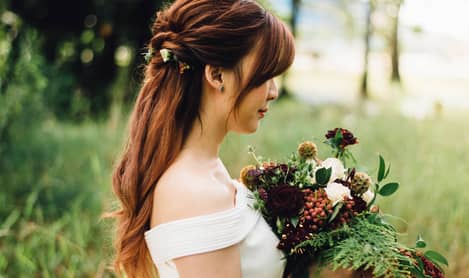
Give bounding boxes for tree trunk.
[360,0,374,99]
[390,1,401,83]
[279,0,301,99]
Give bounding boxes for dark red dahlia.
[266,184,304,218]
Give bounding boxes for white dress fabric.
[144,179,287,278]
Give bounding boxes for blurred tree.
[8,0,165,120]
[360,0,375,99]
[389,0,402,83]
[278,0,302,99]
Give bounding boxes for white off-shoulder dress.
[144,179,286,278]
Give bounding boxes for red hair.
[105,0,295,277]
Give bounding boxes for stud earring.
[219,84,225,92]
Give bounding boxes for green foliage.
[0,26,50,216]
[296,215,415,277]
[0,119,123,276]
[315,167,332,186]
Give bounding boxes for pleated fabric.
[144,179,286,278]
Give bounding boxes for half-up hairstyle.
[106,0,295,277]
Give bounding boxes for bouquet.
[239,128,448,278]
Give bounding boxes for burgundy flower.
[266,184,304,218]
[258,187,268,202]
[325,128,359,149]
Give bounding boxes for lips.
[258,107,268,118]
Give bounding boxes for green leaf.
[409,267,427,278]
[328,202,344,223]
[334,129,343,141]
[291,216,299,228]
[379,182,399,196]
[416,256,426,273]
[424,250,449,266]
[315,167,332,185]
[416,234,427,248]
[378,155,386,182]
[1,209,20,230]
[276,217,283,234]
[384,163,392,180]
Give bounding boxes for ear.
[204,64,224,91]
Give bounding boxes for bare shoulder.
[150,160,236,228]
[150,160,241,277]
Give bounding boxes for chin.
[245,122,260,133]
[233,123,259,134]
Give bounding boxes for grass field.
[1,97,468,277]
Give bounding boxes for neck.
[180,109,228,160]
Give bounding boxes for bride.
[108,0,295,277]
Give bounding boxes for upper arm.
[174,244,241,278]
[151,171,241,278]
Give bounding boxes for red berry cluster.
[276,189,332,253]
[301,188,333,232]
[328,196,358,230]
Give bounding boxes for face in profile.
[220,47,280,134]
[228,78,278,133]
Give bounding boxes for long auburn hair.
[106,0,295,277]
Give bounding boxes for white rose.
[325,182,351,205]
[361,189,375,205]
[314,158,345,183]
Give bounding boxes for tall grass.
[1,98,467,277]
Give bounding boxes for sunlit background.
[1,0,468,277]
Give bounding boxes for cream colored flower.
[361,189,375,205]
[314,158,345,184]
[325,182,351,205]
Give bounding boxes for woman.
[109,0,295,277]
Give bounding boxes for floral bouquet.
[239,128,447,278]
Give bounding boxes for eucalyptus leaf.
[378,155,385,182]
[379,182,399,196]
[328,202,344,223]
[384,163,392,180]
[424,250,448,266]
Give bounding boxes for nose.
[267,79,278,101]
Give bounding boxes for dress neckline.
[144,179,245,236]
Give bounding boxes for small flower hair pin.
[159,48,173,63]
[160,48,192,74]
[143,47,154,63]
